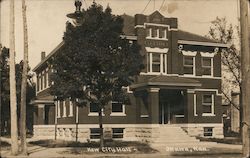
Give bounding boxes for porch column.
[148,88,160,124]
[187,89,195,123]
[37,104,45,125]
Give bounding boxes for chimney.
[41,51,46,61]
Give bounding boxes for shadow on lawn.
[29,139,158,154]
[0,140,11,151]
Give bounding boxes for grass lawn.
[170,147,242,157]
[29,139,158,154]
[197,137,242,145]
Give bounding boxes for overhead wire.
[141,0,152,14]
[159,0,166,11]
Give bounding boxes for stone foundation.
[182,124,224,138]
[33,124,224,141]
[33,125,55,139]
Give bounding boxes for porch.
[130,75,202,124]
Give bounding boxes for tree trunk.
[0,45,2,153]
[20,0,28,155]
[9,0,19,155]
[239,86,243,137]
[98,108,104,151]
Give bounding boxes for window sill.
[146,37,168,41]
[174,115,184,118]
[110,113,126,116]
[140,115,149,118]
[88,113,105,116]
[202,113,215,116]
[183,74,195,77]
[141,72,167,75]
[202,75,213,77]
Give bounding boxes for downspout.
[54,99,57,140]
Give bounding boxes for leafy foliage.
[50,3,144,109]
[0,47,36,134]
[207,17,240,107]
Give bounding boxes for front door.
[159,103,171,124]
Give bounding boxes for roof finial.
[75,0,82,14]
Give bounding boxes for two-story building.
[31,11,228,143]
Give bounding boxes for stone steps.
[150,125,201,144]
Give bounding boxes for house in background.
[31,10,228,143]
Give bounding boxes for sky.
[0,0,239,69]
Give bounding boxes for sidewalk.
[0,137,243,158]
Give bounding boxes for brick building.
[31,11,228,142]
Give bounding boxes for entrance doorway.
[159,103,171,124]
[159,89,185,124]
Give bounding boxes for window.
[152,28,157,38]
[152,53,161,72]
[146,28,151,37]
[204,127,213,137]
[147,53,167,74]
[202,57,212,76]
[69,101,73,117]
[89,102,104,116]
[202,94,214,116]
[112,128,124,139]
[90,102,99,113]
[183,56,195,75]
[44,71,47,88]
[90,128,100,139]
[36,74,40,92]
[40,74,43,91]
[146,26,167,39]
[111,101,125,116]
[159,28,167,38]
[62,101,67,117]
[57,101,61,118]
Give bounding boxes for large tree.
[50,3,143,148]
[207,17,241,133]
[0,47,35,139]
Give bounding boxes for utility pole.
[20,0,29,155]
[240,0,250,157]
[9,0,19,155]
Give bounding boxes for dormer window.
[146,25,168,40]
[146,28,152,37]
[159,28,167,38]
[152,28,157,38]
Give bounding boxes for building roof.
[33,13,227,72]
[121,14,223,44]
[177,30,220,43]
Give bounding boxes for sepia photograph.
[0,0,249,157]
